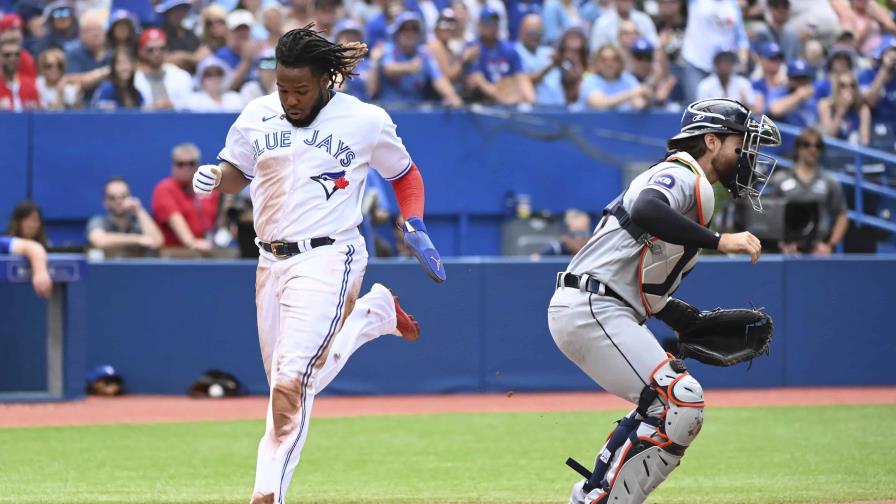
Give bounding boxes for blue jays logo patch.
[311,171,351,200]
[651,174,676,189]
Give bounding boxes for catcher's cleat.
[568,480,606,504]
[392,292,420,341]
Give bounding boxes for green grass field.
[2,405,894,504]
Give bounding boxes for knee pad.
[649,358,704,447]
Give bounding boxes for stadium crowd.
[0,0,893,144]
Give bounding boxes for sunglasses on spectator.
[798,141,823,149]
[105,192,130,201]
[144,45,165,53]
[43,61,63,69]
[206,18,226,25]
[175,160,198,167]
[633,52,653,61]
[51,7,72,18]
[839,81,857,88]
[258,57,276,70]
[1,51,19,59]
[203,69,225,78]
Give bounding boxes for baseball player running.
[549,99,780,504]
[191,27,445,504]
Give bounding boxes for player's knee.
[650,359,704,447]
[271,375,304,441]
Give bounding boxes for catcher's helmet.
[671,98,781,211]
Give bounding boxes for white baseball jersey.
[566,151,715,318]
[218,91,412,243]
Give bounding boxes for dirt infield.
[1,387,894,428]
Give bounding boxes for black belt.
[556,272,628,304]
[259,237,335,258]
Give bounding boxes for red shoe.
[392,292,420,341]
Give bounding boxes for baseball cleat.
[568,480,606,504]
[392,292,420,341]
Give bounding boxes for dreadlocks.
[275,25,368,87]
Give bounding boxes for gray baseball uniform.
[549,151,714,407]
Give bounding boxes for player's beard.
[282,87,330,128]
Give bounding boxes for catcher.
[548,98,777,504]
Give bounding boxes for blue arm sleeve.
[0,236,13,254]
[630,188,721,250]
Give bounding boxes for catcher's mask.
[671,99,782,211]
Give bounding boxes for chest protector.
[604,153,715,316]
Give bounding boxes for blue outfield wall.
[1,256,886,395]
[1,110,680,255]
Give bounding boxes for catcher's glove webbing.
[655,298,773,367]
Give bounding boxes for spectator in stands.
[462,0,510,42]
[216,9,260,92]
[589,0,657,55]
[837,0,896,58]
[15,0,47,54]
[86,177,164,258]
[679,0,749,102]
[541,0,582,45]
[535,27,588,106]
[580,43,646,111]
[751,0,801,63]
[696,47,759,111]
[313,0,340,41]
[333,21,378,100]
[366,0,405,49]
[65,9,110,101]
[0,36,40,110]
[505,0,543,41]
[260,4,284,51]
[616,18,640,59]
[819,70,871,145]
[378,12,463,105]
[30,1,79,55]
[240,48,276,103]
[157,0,201,68]
[769,59,819,127]
[285,0,315,33]
[860,36,896,138]
[783,0,842,45]
[200,4,230,55]
[751,41,786,114]
[464,7,535,104]
[36,47,79,109]
[151,143,219,255]
[653,0,686,64]
[91,47,143,110]
[627,37,676,110]
[183,56,244,111]
[802,38,827,79]
[427,8,475,93]
[765,128,848,256]
[6,200,47,246]
[515,14,556,100]
[0,234,52,298]
[134,28,192,110]
[535,209,591,257]
[105,9,140,55]
[0,14,37,79]
[816,45,858,99]
[236,0,275,42]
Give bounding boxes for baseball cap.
[227,9,255,30]
[630,37,653,56]
[0,13,23,32]
[479,6,500,24]
[334,19,363,37]
[757,41,783,59]
[154,0,191,14]
[139,27,166,49]
[786,59,813,79]
[387,11,422,36]
[107,9,140,32]
[196,55,230,80]
[874,35,896,60]
[43,0,74,19]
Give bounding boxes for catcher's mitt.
[655,298,773,367]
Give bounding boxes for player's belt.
[556,272,628,304]
[259,237,336,258]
